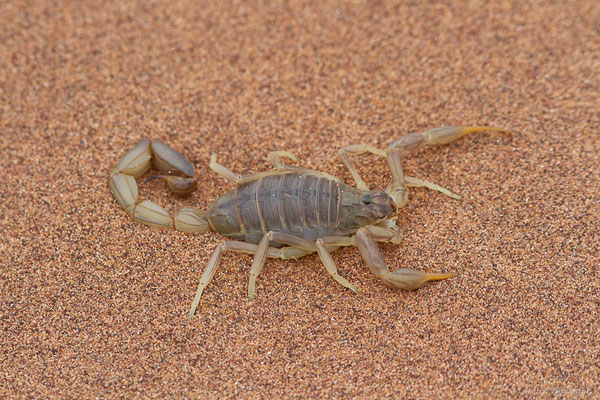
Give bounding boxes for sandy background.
[1,0,599,398]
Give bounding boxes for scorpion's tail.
[108,139,210,233]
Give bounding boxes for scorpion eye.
[360,194,372,205]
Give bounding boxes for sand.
[1,0,599,398]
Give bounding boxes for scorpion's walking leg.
[403,176,461,200]
[109,140,210,232]
[267,151,342,181]
[267,151,298,168]
[246,235,326,298]
[210,152,308,183]
[315,239,359,293]
[244,231,357,298]
[192,230,335,309]
[268,232,360,294]
[208,153,295,184]
[211,152,341,184]
[247,232,318,300]
[189,241,228,318]
[355,226,454,290]
[189,238,316,317]
[248,234,270,301]
[338,145,387,190]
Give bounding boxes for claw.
[383,269,455,290]
[385,125,509,210]
[356,227,455,291]
[425,126,510,145]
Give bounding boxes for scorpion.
[109,126,507,317]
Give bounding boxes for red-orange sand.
[1,1,598,398]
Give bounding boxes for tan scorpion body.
[109,126,507,317]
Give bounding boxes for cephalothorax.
[109,126,507,317]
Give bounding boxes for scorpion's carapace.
[108,125,509,317]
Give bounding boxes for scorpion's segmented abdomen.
[207,172,344,245]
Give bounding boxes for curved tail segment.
[108,139,210,233]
